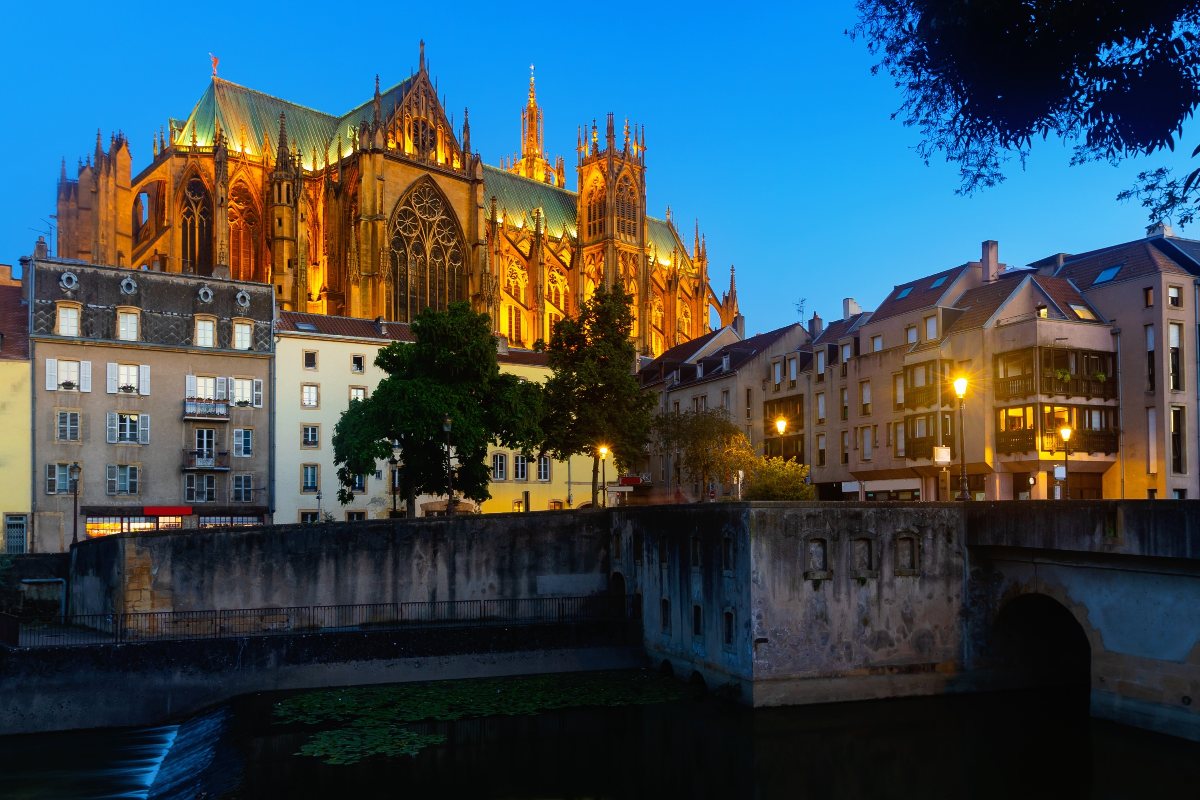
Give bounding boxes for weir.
[1,501,1197,742]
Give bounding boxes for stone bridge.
[1,502,1197,741]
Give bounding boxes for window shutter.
[139,365,151,395]
[185,374,197,397]
[106,412,118,444]
[233,429,244,457]
[107,362,118,394]
[80,361,92,393]
[45,464,56,494]
[46,359,58,391]
[216,377,227,401]
[253,379,263,408]
[106,464,117,495]
[139,414,150,445]
[129,466,139,495]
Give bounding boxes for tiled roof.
[176,76,417,166]
[942,273,1026,335]
[0,285,28,360]
[1032,276,1104,322]
[1153,236,1200,273]
[278,311,415,342]
[871,265,969,323]
[671,324,803,390]
[1051,238,1191,287]
[638,329,724,384]
[813,313,868,345]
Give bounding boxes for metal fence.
[0,595,627,648]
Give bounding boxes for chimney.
[981,240,999,282]
[1148,221,1175,238]
[374,315,387,335]
[808,312,824,338]
[842,297,861,319]
[33,236,48,260]
[733,313,746,338]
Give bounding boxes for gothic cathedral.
[54,44,739,356]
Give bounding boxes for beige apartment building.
[761,232,1198,501]
[24,248,274,551]
[274,312,594,520]
[0,267,31,552]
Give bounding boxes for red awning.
[143,506,193,516]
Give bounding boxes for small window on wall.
[492,453,507,480]
[56,303,80,337]
[232,321,252,350]
[1169,286,1183,308]
[116,310,139,341]
[351,354,366,373]
[303,351,318,370]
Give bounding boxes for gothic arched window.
[547,271,566,310]
[616,175,637,239]
[653,297,665,331]
[389,180,465,322]
[506,261,527,305]
[228,183,259,282]
[586,180,605,239]
[181,177,213,276]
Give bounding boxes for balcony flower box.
[59,381,76,390]
[119,384,137,394]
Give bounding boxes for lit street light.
[598,445,608,508]
[1059,425,1073,500]
[953,377,969,501]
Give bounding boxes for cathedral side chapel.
[55,44,740,356]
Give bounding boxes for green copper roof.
[177,76,416,167]
[483,165,579,239]
[647,218,688,267]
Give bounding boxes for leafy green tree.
[851,1,1200,223]
[743,456,816,502]
[542,284,654,506]
[332,302,543,516]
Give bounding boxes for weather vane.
[209,53,219,77]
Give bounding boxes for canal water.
[2,679,1198,799]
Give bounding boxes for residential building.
[274,312,591,520]
[639,323,810,500]
[25,246,273,550]
[53,47,735,359]
[0,265,31,552]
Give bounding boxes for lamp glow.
[775,417,787,435]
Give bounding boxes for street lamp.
[952,377,970,501]
[598,445,608,508]
[316,490,323,521]
[443,415,454,517]
[389,439,402,518]
[1059,425,1073,500]
[68,462,81,546]
[774,417,787,459]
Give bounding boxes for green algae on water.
[274,670,687,765]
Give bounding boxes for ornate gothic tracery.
[616,175,637,239]
[389,179,465,322]
[181,177,212,275]
[228,183,259,282]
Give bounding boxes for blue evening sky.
[3,2,1194,334]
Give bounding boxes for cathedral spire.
[419,40,426,74]
[462,107,471,156]
[276,112,290,166]
[372,74,381,126]
[522,64,543,159]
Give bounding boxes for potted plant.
[119,384,136,393]
[235,399,251,407]
[1054,368,1072,383]
[1093,371,1107,383]
[59,380,76,390]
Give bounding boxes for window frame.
[194,316,217,348]
[300,383,320,408]
[232,319,253,351]
[116,307,140,342]
[301,424,320,448]
[56,302,81,337]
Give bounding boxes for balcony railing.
[1039,375,1117,400]
[183,399,230,420]
[182,450,231,470]
[1042,430,1119,455]
[996,429,1036,454]
[995,375,1035,400]
[903,385,939,409]
[906,436,934,460]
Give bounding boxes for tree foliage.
[651,408,756,497]
[542,284,654,505]
[851,0,1200,219]
[743,457,816,502]
[331,302,543,516]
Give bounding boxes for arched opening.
[990,594,1091,696]
[389,178,465,322]
[609,572,626,617]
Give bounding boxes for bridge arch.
[989,593,1092,694]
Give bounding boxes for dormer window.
[896,286,913,300]
[722,354,730,371]
[697,363,704,379]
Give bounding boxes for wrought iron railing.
[996,429,1036,454]
[181,450,231,470]
[1,595,629,648]
[183,399,229,419]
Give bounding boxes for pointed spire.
[623,118,630,151]
[59,157,67,182]
[606,112,615,149]
[462,107,471,156]
[694,219,700,259]
[276,112,290,165]
[591,119,599,155]
[419,40,426,73]
[372,74,381,126]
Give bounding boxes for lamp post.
[68,462,81,546]
[598,445,608,508]
[1059,425,1073,500]
[316,490,323,521]
[389,440,402,518]
[443,415,454,517]
[953,377,970,501]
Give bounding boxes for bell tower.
[576,113,648,345]
[269,113,300,310]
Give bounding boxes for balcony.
[903,384,939,409]
[1040,374,1117,400]
[906,436,934,460]
[182,450,231,470]
[183,399,230,420]
[1041,430,1119,455]
[995,375,1034,400]
[996,429,1036,454]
